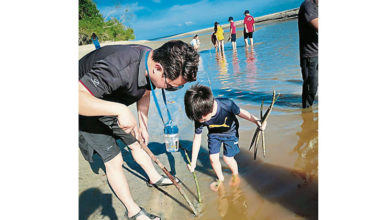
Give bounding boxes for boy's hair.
[153,40,199,82]
[184,84,214,121]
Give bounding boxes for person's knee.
[209,154,220,165]
[104,153,123,170]
[128,142,142,151]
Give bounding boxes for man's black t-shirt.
[195,98,241,137]
[79,44,152,106]
[298,0,318,59]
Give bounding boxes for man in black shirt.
[298,0,318,108]
[79,40,199,219]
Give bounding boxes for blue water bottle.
[164,122,179,152]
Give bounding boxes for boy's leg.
[222,136,240,185]
[222,155,238,175]
[209,153,225,181]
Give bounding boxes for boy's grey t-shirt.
[195,98,241,137]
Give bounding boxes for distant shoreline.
[79,8,298,59]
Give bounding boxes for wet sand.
[79,9,318,220]
[79,106,318,220]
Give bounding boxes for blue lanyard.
[145,50,172,125]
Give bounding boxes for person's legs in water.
[244,30,249,47]
[250,36,254,47]
[223,155,240,186]
[128,141,174,185]
[104,153,160,220]
[209,153,225,191]
[307,57,318,106]
[301,57,318,108]
[220,40,225,56]
[301,58,310,108]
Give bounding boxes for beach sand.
[79,8,318,220]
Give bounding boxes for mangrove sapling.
[249,90,280,159]
[181,145,202,203]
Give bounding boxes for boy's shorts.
[79,116,137,163]
[208,135,240,157]
[243,30,253,39]
[231,34,236,42]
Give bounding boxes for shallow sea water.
[144,19,318,220]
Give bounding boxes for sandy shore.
[79,8,318,220]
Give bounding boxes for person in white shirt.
[190,34,200,50]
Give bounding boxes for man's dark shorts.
[208,135,240,157]
[231,34,237,42]
[79,116,137,163]
[243,30,253,39]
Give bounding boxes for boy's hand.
[257,120,267,131]
[187,163,196,173]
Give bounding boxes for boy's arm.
[237,108,267,131]
[188,133,202,172]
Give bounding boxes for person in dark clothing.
[79,40,199,220]
[298,0,318,108]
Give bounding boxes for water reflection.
[216,184,249,220]
[291,110,318,186]
[232,50,240,75]
[245,47,257,84]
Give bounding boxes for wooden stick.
[260,90,280,158]
[132,133,198,216]
[181,145,202,203]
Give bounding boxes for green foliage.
[79,0,135,44]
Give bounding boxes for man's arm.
[79,82,139,135]
[310,18,318,31]
[137,90,151,144]
[188,133,202,172]
[237,108,266,130]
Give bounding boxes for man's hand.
[257,120,267,131]
[117,107,139,140]
[138,127,149,145]
[187,163,196,173]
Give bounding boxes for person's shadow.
[79,188,118,220]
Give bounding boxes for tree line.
[79,0,135,45]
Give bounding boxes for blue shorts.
[208,135,240,157]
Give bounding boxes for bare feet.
[229,174,240,186]
[210,179,224,192]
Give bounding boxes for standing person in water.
[243,10,255,47]
[228,17,237,50]
[184,84,267,191]
[214,22,225,55]
[190,34,200,51]
[211,27,218,52]
[91,33,101,49]
[298,0,318,108]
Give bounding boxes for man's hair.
[153,40,199,82]
[184,84,214,121]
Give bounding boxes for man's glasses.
[165,76,184,91]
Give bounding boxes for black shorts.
[79,116,137,163]
[243,30,253,39]
[231,34,236,42]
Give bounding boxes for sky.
[93,0,302,40]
